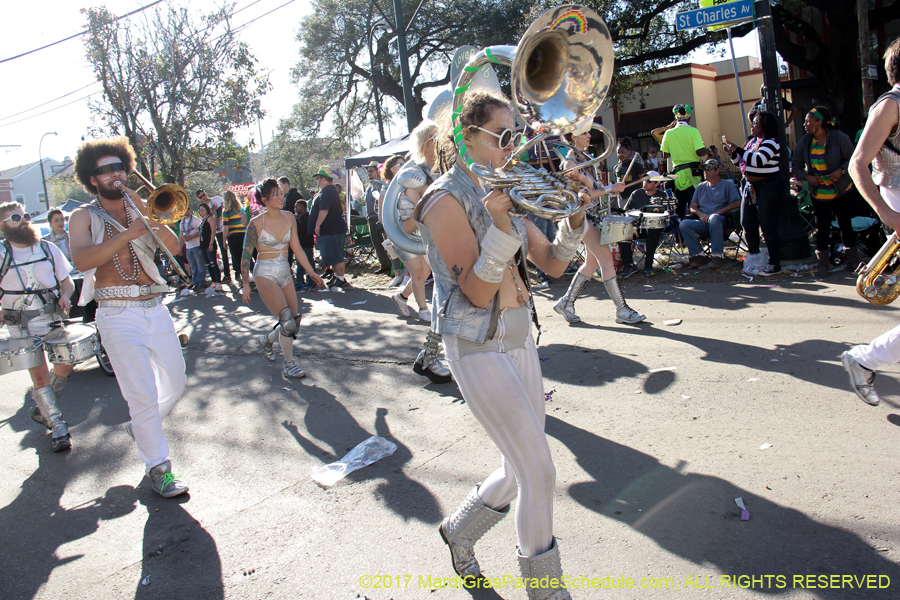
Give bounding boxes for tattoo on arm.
[451,264,462,279]
[241,225,258,284]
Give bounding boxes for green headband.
[809,109,835,127]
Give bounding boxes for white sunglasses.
[468,126,524,150]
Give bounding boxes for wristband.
[472,225,522,283]
[551,216,589,263]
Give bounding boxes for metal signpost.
[676,0,754,140]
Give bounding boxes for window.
[15,194,24,203]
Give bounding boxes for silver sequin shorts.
[253,256,293,289]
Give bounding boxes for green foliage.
[289,0,528,141]
[288,0,748,141]
[82,3,270,187]
[265,133,354,199]
[48,176,91,206]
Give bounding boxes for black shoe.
[374,267,392,275]
[619,264,638,279]
[757,264,781,277]
[50,434,71,452]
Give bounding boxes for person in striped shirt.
[723,111,786,276]
[223,191,248,286]
[792,106,858,275]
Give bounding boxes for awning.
[32,199,87,222]
[344,134,411,169]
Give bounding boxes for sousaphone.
[382,4,615,256]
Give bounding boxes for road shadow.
[550,320,900,404]
[282,386,440,524]
[134,493,222,600]
[546,415,900,598]
[0,400,137,599]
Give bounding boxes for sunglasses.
[93,162,126,176]
[468,126,524,150]
[2,212,31,224]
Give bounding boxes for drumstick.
[611,153,640,207]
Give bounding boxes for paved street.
[2,269,899,600]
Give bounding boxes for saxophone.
[856,232,900,305]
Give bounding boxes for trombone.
[114,171,190,282]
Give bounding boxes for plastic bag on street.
[311,436,397,487]
[742,248,769,275]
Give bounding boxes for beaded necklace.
[104,199,140,281]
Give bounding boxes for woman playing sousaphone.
[240,179,323,379]
[419,90,589,598]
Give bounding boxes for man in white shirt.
[179,210,204,289]
[1,202,76,452]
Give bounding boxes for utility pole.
[859,0,875,115]
[753,0,810,261]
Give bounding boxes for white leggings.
[849,323,900,370]
[444,333,556,557]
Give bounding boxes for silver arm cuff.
[551,217,589,263]
[472,225,522,284]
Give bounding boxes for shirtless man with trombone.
[69,137,189,498]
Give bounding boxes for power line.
[0,0,301,125]
[0,81,100,122]
[232,0,300,35]
[0,0,165,65]
[0,91,102,129]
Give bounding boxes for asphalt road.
[2,268,899,600]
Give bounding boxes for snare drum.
[640,211,670,230]
[599,215,637,245]
[43,323,100,366]
[0,336,44,375]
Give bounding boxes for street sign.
[675,0,754,31]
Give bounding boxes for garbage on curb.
[663,319,682,326]
[311,436,397,487]
[759,443,773,450]
[735,497,750,521]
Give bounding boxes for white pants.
[849,323,900,371]
[444,333,555,557]
[96,303,186,472]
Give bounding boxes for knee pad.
[278,307,298,338]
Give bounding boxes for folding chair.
[344,216,375,265]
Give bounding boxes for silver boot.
[32,373,70,426]
[147,460,189,498]
[414,330,452,383]
[439,486,509,578]
[553,273,590,323]
[517,537,572,600]
[32,385,70,452]
[603,276,645,324]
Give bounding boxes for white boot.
[439,486,508,578]
[603,276,645,324]
[517,538,572,600]
[553,273,590,323]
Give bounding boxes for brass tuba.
[381,4,615,255]
[856,232,900,305]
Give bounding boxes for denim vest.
[418,164,528,344]
[873,86,900,190]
